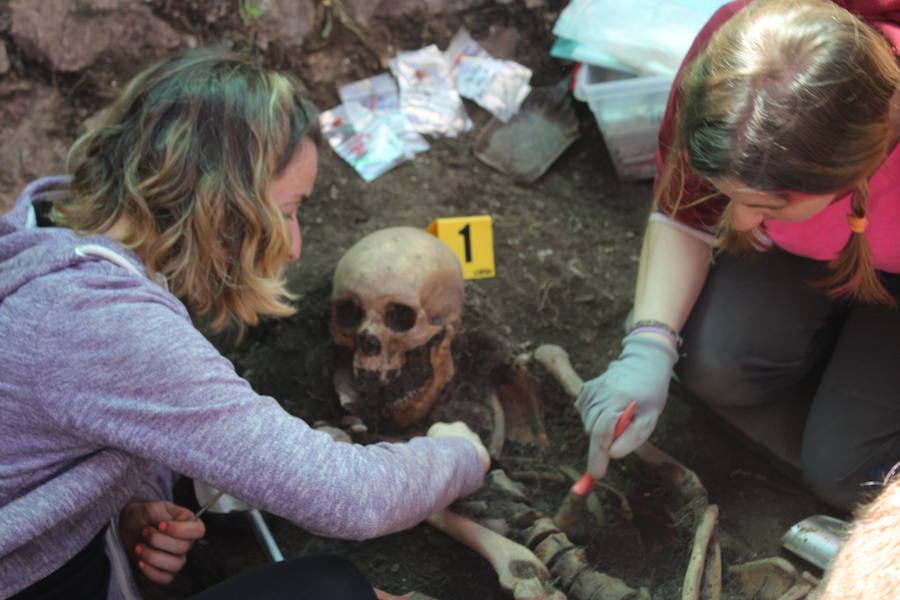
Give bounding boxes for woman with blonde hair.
[0,47,489,599]
[576,0,899,511]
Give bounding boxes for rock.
[252,0,316,51]
[9,0,183,72]
[0,82,71,212]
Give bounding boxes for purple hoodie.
[0,177,484,597]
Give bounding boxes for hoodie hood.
[0,176,149,303]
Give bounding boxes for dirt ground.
[1,1,840,598]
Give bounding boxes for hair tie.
[847,215,869,234]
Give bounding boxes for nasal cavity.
[358,332,382,356]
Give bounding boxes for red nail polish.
[135,545,142,554]
[138,561,146,570]
[158,521,168,532]
[142,527,149,537]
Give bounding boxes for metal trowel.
[193,480,284,563]
[474,75,581,183]
[781,514,851,570]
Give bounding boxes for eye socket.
[333,299,363,328]
[386,303,416,332]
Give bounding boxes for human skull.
[330,227,464,429]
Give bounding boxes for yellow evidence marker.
[426,215,495,279]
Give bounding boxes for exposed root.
[595,481,633,522]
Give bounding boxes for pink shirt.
[765,145,900,272]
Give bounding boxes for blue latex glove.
[575,334,678,478]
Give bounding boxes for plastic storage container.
[574,64,674,181]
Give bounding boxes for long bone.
[427,509,565,600]
[683,504,721,600]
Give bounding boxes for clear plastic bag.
[319,105,411,182]
[444,27,491,78]
[390,45,473,137]
[457,56,532,123]
[338,73,430,156]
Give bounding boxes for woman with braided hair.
[576,0,900,511]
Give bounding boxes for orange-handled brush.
[553,400,637,533]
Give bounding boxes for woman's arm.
[575,217,713,477]
[632,218,713,337]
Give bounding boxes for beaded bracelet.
[626,319,683,348]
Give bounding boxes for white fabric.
[75,245,144,277]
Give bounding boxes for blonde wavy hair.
[56,47,320,330]
[657,0,899,304]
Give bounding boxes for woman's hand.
[576,334,678,478]
[427,421,491,472]
[118,500,206,585]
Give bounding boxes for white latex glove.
[427,421,491,472]
[575,334,678,478]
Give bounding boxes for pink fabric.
[764,145,900,271]
[654,0,900,273]
[838,0,900,18]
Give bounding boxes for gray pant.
[676,247,900,511]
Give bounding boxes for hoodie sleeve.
[31,269,484,541]
[128,462,177,504]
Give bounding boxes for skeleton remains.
[324,227,854,600]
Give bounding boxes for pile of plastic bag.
[320,28,533,182]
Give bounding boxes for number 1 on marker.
[426,215,495,279]
[458,224,473,263]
